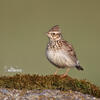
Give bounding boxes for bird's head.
[46,25,62,41]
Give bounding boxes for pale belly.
[46,49,75,68]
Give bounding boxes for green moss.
[0,74,100,98]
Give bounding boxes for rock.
[0,88,99,100]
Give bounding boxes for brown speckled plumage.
[46,25,83,77]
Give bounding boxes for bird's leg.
[54,68,59,75]
[60,68,70,78]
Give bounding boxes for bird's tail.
[75,65,84,70]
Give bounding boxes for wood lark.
[46,25,84,78]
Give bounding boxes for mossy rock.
[0,74,100,98]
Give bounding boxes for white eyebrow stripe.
[49,31,61,34]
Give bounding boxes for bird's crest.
[48,25,61,34]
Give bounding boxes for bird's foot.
[54,72,57,76]
[60,74,68,78]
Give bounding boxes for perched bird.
[46,25,84,78]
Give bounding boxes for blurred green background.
[0,0,100,86]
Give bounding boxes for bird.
[45,25,84,78]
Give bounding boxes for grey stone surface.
[0,89,99,100]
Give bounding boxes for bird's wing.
[62,40,78,61]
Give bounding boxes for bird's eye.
[52,33,55,35]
